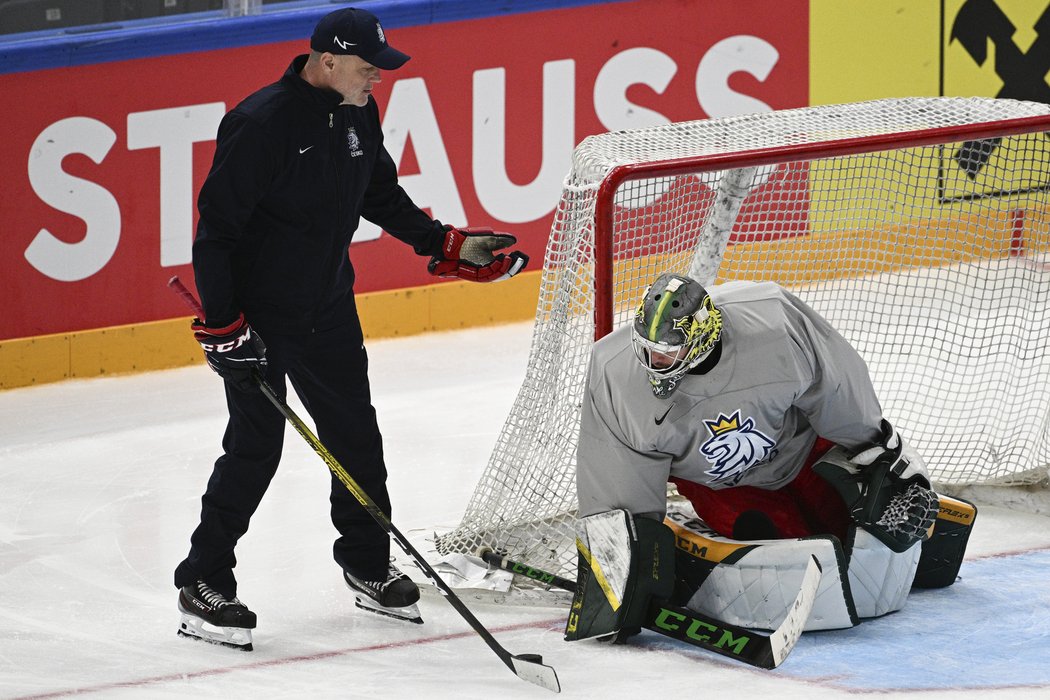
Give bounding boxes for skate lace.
[358,565,403,592]
[197,582,232,608]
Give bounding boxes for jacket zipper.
[310,110,342,333]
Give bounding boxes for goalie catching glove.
[192,314,267,392]
[813,420,938,553]
[428,226,528,282]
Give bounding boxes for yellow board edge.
[0,270,541,391]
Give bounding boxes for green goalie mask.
[632,274,723,399]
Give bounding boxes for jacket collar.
[282,54,344,111]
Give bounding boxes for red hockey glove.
[191,313,267,392]
[427,226,529,282]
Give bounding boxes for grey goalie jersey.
[577,280,885,518]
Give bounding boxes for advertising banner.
[0,0,807,340]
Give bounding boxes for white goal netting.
[436,97,1050,584]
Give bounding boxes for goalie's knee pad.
[913,494,977,589]
[666,511,858,631]
[845,524,921,617]
[564,510,675,642]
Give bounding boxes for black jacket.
[193,55,445,333]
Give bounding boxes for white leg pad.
[666,513,859,632]
[846,526,921,618]
[683,535,856,631]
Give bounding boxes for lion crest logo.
[699,411,776,485]
[347,127,363,157]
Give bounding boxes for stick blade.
[510,654,561,693]
[766,554,822,668]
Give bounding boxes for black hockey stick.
[479,548,820,669]
[168,276,560,693]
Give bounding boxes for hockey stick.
[168,276,561,693]
[479,548,820,670]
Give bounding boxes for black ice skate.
[177,581,257,651]
[344,563,422,624]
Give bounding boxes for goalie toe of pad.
[913,494,977,589]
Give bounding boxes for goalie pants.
[672,438,851,542]
[174,318,392,599]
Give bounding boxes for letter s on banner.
[593,47,676,208]
[695,35,779,189]
[25,117,120,282]
[127,102,226,268]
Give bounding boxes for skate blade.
[178,613,254,651]
[353,595,423,624]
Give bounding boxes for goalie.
[567,274,975,643]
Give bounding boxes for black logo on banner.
[949,0,1050,180]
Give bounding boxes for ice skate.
[177,581,257,651]
[344,563,422,624]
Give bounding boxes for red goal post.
[437,97,1050,587]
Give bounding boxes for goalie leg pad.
[912,494,977,589]
[666,511,858,631]
[846,525,921,618]
[564,510,675,641]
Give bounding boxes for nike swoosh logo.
[655,403,675,425]
[299,146,314,154]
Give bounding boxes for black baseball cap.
[310,8,410,70]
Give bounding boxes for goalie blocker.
[565,510,675,642]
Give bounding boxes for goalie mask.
[632,274,723,398]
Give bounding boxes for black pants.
[174,320,391,599]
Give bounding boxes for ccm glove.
[821,419,938,553]
[427,226,529,282]
[192,314,267,392]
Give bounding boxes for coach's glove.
[851,419,930,485]
[192,314,267,392]
[427,226,529,282]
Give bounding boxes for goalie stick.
[479,548,820,670]
[168,276,561,694]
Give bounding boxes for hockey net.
[435,97,1050,586]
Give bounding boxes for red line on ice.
[12,617,563,700]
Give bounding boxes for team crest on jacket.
[347,127,363,157]
[699,411,776,485]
